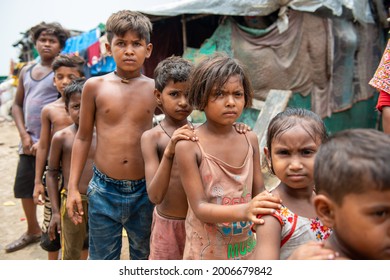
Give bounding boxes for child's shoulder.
[52,124,76,141]
[42,99,66,113]
[141,124,162,142]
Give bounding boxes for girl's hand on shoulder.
[171,124,198,143]
[288,241,339,260]
[233,122,251,134]
[165,124,198,158]
[247,191,282,224]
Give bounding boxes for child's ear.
[145,43,153,59]
[155,89,162,106]
[313,194,335,228]
[264,147,270,160]
[105,42,111,55]
[263,147,273,172]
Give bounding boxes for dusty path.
[0,121,46,260]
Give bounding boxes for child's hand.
[247,191,282,224]
[21,134,34,155]
[165,124,198,158]
[233,122,251,134]
[66,189,84,225]
[48,213,61,241]
[33,182,45,205]
[287,241,339,260]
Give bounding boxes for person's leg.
[382,106,390,134]
[61,192,88,260]
[40,183,60,259]
[87,167,123,260]
[123,178,154,260]
[5,155,41,253]
[148,207,186,260]
[21,198,41,235]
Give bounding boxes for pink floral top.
[254,205,332,259]
[369,39,390,94]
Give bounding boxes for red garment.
[87,41,100,67]
[376,90,390,112]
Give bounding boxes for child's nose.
[289,158,303,170]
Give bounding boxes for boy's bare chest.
[96,92,155,125]
[49,108,72,133]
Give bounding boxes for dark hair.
[52,54,85,76]
[187,53,253,110]
[30,22,70,49]
[64,78,86,108]
[314,128,390,205]
[266,107,328,174]
[106,10,152,44]
[154,56,193,92]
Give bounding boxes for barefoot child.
[33,54,85,259]
[46,78,95,260]
[66,10,156,260]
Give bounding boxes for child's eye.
[235,92,244,97]
[302,149,315,156]
[276,150,289,155]
[373,210,388,218]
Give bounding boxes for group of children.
[4,9,390,261]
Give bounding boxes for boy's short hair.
[314,128,390,205]
[105,10,152,44]
[187,53,253,110]
[30,22,70,49]
[154,56,193,92]
[64,78,86,108]
[52,54,85,77]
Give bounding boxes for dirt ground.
[0,121,129,260]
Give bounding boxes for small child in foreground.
[313,128,390,260]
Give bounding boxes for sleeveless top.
[253,205,332,259]
[183,134,255,260]
[19,64,58,154]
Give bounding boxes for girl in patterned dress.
[369,38,390,134]
[251,108,332,259]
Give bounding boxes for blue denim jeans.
[87,166,153,260]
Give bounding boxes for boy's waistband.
[92,165,145,187]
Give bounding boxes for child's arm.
[33,106,51,205]
[142,124,196,204]
[46,132,63,241]
[176,140,280,223]
[252,216,282,259]
[66,80,95,225]
[12,66,34,155]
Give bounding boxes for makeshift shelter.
[136,0,388,132]
[11,0,389,132]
